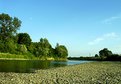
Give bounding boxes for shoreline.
[0,62,121,84]
[0,52,67,61]
[0,58,67,61]
[0,58,30,60]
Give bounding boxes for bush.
[106,54,121,61]
[17,44,27,54]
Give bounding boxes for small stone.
[97,80,102,84]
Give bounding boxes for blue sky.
[0,0,121,56]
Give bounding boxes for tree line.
[68,48,121,61]
[96,48,121,61]
[0,13,68,59]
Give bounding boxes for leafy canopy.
[0,13,21,40]
[17,33,32,47]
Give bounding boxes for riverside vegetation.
[0,13,68,60]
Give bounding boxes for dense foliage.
[55,43,68,58]
[0,13,68,59]
[17,33,32,47]
[99,48,112,58]
[0,13,21,41]
[98,48,121,61]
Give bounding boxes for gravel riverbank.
[0,62,121,84]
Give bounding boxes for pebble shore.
[0,62,121,84]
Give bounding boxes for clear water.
[0,60,92,73]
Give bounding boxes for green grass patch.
[0,53,37,60]
[0,53,67,60]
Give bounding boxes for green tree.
[17,33,32,47]
[99,48,112,58]
[0,40,5,52]
[38,38,52,57]
[0,13,21,53]
[0,13,21,40]
[31,38,53,57]
[4,39,18,54]
[17,44,27,54]
[30,42,40,57]
[95,54,98,57]
[55,43,68,58]
[28,42,35,54]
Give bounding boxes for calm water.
[0,60,92,73]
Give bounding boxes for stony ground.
[0,62,121,84]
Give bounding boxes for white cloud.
[104,32,118,38]
[88,32,119,45]
[102,16,121,24]
[88,38,104,45]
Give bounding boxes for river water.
[0,60,92,73]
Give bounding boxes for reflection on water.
[0,60,91,73]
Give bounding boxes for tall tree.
[32,38,53,57]
[55,43,68,58]
[0,13,21,40]
[99,48,112,57]
[17,33,32,47]
[95,54,99,57]
[38,38,52,57]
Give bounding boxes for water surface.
[0,60,92,73]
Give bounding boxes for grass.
[0,53,67,61]
[0,53,36,60]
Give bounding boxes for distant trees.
[95,54,98,57]
[98,48,121,61]
[99,48,112,58]
[69,48,121,61]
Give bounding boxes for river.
[0,60,92,73]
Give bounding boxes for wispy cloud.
[88,32,119,45]
[102,15,121,24]
[88,38,104,45]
